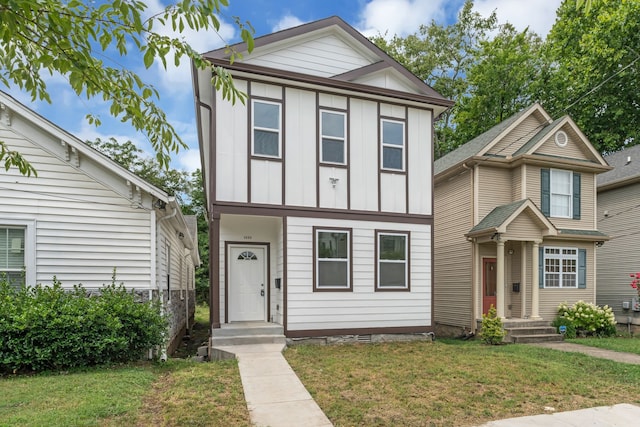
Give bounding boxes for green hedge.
[0,278,167,373]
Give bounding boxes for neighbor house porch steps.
[477,319,564,344]
[208,322,286,360]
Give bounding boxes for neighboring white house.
[192,16,452,339]
[0,91,199,354]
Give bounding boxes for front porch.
[476,318,564,343]
[210,321,286,360]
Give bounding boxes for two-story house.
[433,103,610,336]
[192,17,453,341]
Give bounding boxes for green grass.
[567,336,640,355]
[0,359,250,427]
[284,339,640,427]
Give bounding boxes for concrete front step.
[211,334,287,347]
[213,322,284,338]
[511,334,565,344]
[501,320,555,328]
[506,326,558,336]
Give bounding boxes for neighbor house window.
[381,119,405,171]
[376,231,409,290]
[541,168,581,219]
[252,100,281,158]
[543,247,578,288]
[320,110,346,164]
[314,228,351,290]
[0,227,25,288]
[550,169,572,218]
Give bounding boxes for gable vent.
[554,130,568,147]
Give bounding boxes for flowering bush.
[630,273,640,310]
[554,300,617,338]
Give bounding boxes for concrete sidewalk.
[478,403,640,426]
[214,343,333,427]
[529,341,640,364]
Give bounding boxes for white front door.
[229,245,267,322]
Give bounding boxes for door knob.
[260,289,265,296]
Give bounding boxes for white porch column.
[521,241,527,318]
[496,239,505,318]
[531,241,541,319]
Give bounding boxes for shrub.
[480,305,506,345]
[554,300,616,338]
[551,316,577,339]
[0,277,167,373]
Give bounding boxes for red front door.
[483,258,497,315]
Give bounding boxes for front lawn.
[284,339,640,426]
[0,359,250,427]
[566,336,640,355]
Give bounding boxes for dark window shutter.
[578,248,586,288]
[573,172,581,220]
[539,246,544,288]
[541,169,550,216]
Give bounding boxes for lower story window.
[0,227,25,287]
[315,228,351,290]
[544,247,577,288]
[377,231,409,290]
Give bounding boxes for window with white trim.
[315,229,350,289]
[550,169,572,218]
[544,247,577,288]
[320,110,346,164]
[381,119,405,171]
[0,227,25,287]
[377,232,408,289]
[252,100,281,158]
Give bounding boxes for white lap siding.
[286,217,432,332]
[0,130,153,289]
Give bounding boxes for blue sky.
[4,0,562,172]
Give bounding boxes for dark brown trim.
[283,216,288,335]
[286,325,434,338]
[404,106,409,214]
[250,155,283,162]
[318,162,348,169]
[212,201,434,224]
[211,215,221,329]
[430,111,435,327]
[374,230,411,292]
[211,60,452,108]
[281,86,286,206]
[312,226,354,292]
[377,103,381,212]
[333,61,388,82]
[247,83,253,203]
[315,91,320,209]
[346,98,351,210]
[225,241,271,323]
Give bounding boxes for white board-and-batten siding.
[0,129,154,289]
[215,80,433,216]
[286,217,432,331]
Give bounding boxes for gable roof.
[435,104,543,175]
[466,199,557,237]
[435,103,609,177]
[598,144,640,190]
[202,16,453,113]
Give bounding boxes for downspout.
[157,200,177,362]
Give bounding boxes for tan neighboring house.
[433,103,611,336]
[596,145,640,327]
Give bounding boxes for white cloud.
[271,14,306,32]
[175,148,202,172]
[357,0,448,38]
[472,0,562,37]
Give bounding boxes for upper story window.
[252,100,281,158]
[376,231,409,290]
[0,227,25,288]
[381,119,405,171]
[314,228,352,291]
[550,169,572,217]
[320,110,346,165]
[541,168,581,220]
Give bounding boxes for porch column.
[521,241,527,318]
[496,239,505,318]
[531,241,541,319]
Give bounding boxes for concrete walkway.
[215,341,640,427]
[530,341,640,364]
[215,343,333,427]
